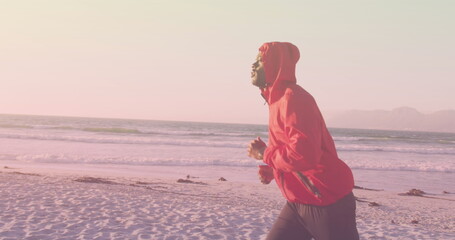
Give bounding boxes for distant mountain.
[326,107,455,133]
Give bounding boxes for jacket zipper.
[261,93,268,105]
[296,171,322,199]
[280,172,288,199]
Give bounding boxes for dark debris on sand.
[135,181,151,185]
[353,185,382,191]
[368,202,380,207]
[4,166,19,170]
[355,197,381,207]
[9,171,41,176]
[186,174,199,179]
[403,189,426,196]
[177,178,207,185]
[74,177,119,185]
[398,188,455,202]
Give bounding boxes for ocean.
[1,114,454,194]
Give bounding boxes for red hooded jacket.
[260,42,354,206]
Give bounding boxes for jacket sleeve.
[263,92,323,172]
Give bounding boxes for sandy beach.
[0,164,454,240]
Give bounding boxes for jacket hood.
[259,42,300,103]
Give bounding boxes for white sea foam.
[336,144,455,155]
[0,132,246,148]
[2,149,454,173]
[1,129,454,155]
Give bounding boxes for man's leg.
[266,202,313,240]
[296,192,359,240]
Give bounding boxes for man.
[247,42,359,240]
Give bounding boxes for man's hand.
[247,137,267,160]
[258,165,274,184]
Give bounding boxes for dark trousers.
[266,192,359,240]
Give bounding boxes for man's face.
[251,53,266,89]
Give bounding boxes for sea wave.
[51,126,77,130]
[333,136,420,143]
[0,123,265,139]
[82,127,141,134]
[0,124,33,129]
[438,140,455,145]
[348,165,454,173]
[3,153,453,173]
[0,132,246,149]
[336,145,455,155]
[3,154,256,167]
[1,131,454,155]
[333,136,363,141]
[333,135,455,144]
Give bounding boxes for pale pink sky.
[1,1,454,124]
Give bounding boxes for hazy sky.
[1,0,454,124]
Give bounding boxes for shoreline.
[2,160,453,194]
[1,163,454,239]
